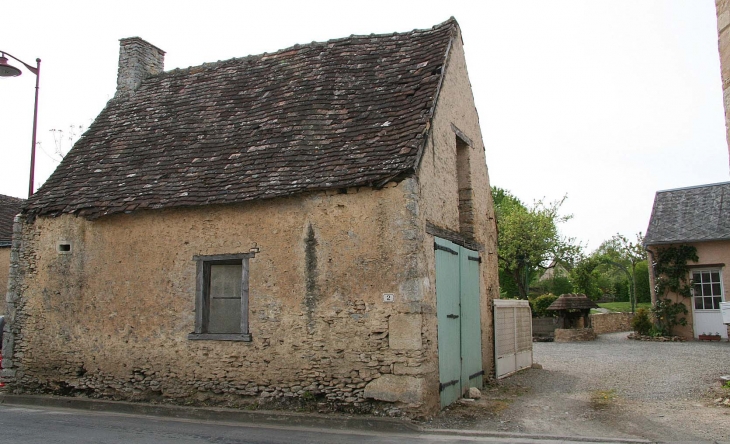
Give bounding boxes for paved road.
[0,404,645,444]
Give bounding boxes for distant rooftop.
[0,194,25,246]
[644,181,730,246]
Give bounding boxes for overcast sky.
[2,0,728,250]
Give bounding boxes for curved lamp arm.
[0,50,40,75]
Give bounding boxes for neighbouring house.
[2,19,499,415]
[644,182,730,340]
[0,194,25,315]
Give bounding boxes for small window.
[188,253,255,341]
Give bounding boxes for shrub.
[530,294,558,318]
[631,308,652,335]
[651,298,688,336]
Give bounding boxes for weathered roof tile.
[25,19,457,219]
[645,182,730,245]
[0,194,25,245]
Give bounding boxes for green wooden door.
[459,246,483,390]
[435,238,462,408]
[435,237,483,408]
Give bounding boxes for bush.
[651,298,688,336]
[631,308,652,335]
[530,294,558,317]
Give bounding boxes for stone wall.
[3,184,433,415]
[532,317,560,338]
[554,328,596,342]
[0,248,9,315]
[716,0,730,165]
[590,312,633,334]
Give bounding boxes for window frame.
[188,253,254,341]
[691,268,724,311]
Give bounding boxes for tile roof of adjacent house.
[0,194,25,246]
[644,181,730,245]
[24,19,459,220]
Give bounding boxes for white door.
[692,269,727,339]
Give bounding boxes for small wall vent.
[57,241,72,254]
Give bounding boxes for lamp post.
[0,51,41,197]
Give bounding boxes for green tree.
[492,187,580,299]
[570,255,614,300]
[569,233,645,309]
[593,233,646,312]
[544,275,574,296]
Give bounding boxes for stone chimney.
[115,37,165,97]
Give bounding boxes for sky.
[1,0,729,250]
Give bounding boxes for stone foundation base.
[554,328,596,342]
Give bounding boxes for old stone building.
[2,18,499,415]
[0,194,25,315]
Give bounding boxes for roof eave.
[644,237,730,247]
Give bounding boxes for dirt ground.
[423,332,730,442]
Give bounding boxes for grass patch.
[590,389,617,410]
[597,302,651,313]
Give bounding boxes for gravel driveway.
[426,332,730,442]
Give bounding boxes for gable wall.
[3,184,436,414]
[647,240,730,338]
[415,29,499,399]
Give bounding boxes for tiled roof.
[644,182,730,245]
[24,19,458,220]
[0,194,25,245]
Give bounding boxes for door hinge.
[447,314,459,319]
[434,243,458,255]
[469,370,485,380]
[439,379,459,392]
[468,255,481,263]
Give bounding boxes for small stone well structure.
[548,293,599,342]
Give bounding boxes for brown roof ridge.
[154,18,459,82]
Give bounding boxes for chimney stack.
[116,37,165,97]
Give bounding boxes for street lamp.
[0,51,41,197]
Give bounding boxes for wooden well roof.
[547,293,599,311]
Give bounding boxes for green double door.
[435,237,483,408]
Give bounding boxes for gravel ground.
[531,332,729,402]
[425,332,730,442]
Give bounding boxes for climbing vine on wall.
[651,245,698,335]
[653,245,698,298]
